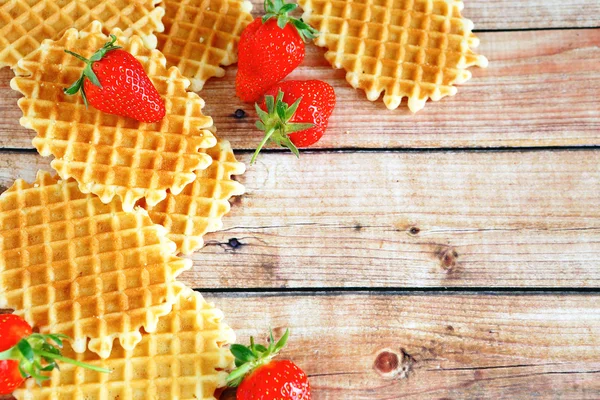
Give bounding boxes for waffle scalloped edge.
[10,21,217,212]
[144,138,246,255]
[157,0,254,91]
[13,287,236,400]
[0,0,165,69]
[0,171,192,358]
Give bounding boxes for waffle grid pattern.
[300,0,488,112]
[0,171,190,358]
[11,22,217,211]
[157,0,253,92]
[14,289,235,400]
[145,139,245,254]
[0,0,165,69]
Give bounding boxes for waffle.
[0,171,190,358]
[156,0,254,92]
[11,22,217,212]
[143,138,245,255]
[299,0,488,112]
[13,288,235,400]
[0,0,165,70]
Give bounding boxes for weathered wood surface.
[213,292,600,399]
[1,29,599,150]
[2,149,599,289]
[2,292,600,399]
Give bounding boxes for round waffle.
[11,22,217,212]
[0,171,190,358]
[299,0,488,112]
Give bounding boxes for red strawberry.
[236,0,318,103]
[252,79,336,163]
[227,329,311,400]
[0,314,110,394]
[64,35,166,123]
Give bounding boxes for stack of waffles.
[0,0,251,398]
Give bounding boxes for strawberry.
[0,314,110,394]
[236,0,318,103]
[227,329,311,400]
[64,35,166,123]
[252,79,336,163]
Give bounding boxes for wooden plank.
[2,149,599,289]
[1,29,599,150]
[3,292,600,399]
[212,292,600,399]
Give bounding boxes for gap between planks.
[3,291,600,399]
[1,29,599,149]
[203,291,600,399]
[1,149,599,289]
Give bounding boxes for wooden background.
[1,0,599,398]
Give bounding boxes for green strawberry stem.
[226,328,290,387]
[63,34,122,107]
[263,0,318,41]
[0,333,111,384]
[251,90,314,164]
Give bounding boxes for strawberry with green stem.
[227,328,311,400]
[64,34,166,123]
[0,314,110,394]
[252,79,336,163]
[236,0,319,103]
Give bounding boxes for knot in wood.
[373,348,414,380]
[374,350,399,373]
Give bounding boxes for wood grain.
[1,29,598,150]
[3,292,600,399]
[213,292,600,399]
[2,150,599,289]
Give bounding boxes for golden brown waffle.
[299,0,488,112]
[0,171,190,358]
[0,0,165,69]
[13,288,235,400]
[11,22,217,212]
[156,0,254,92]
[144,138,245,255]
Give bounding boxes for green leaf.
[279,3,297,13]
[255,103,270,122]
[276,99,287,121]
[230,344,256,363]
[83,64,102,88]
[262,12,276,23]
[281,136,300,158]
[286,97,303,121]
[226,363,253,387]
[285,122,314,133]
[254,344,268,353]
[18,364,29,379]
[277,14,287,29]
[17,339,34,362]
[64,76,84,95]
[274,328,290,352]
[45,334,67,347]
[265,94,275,113]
